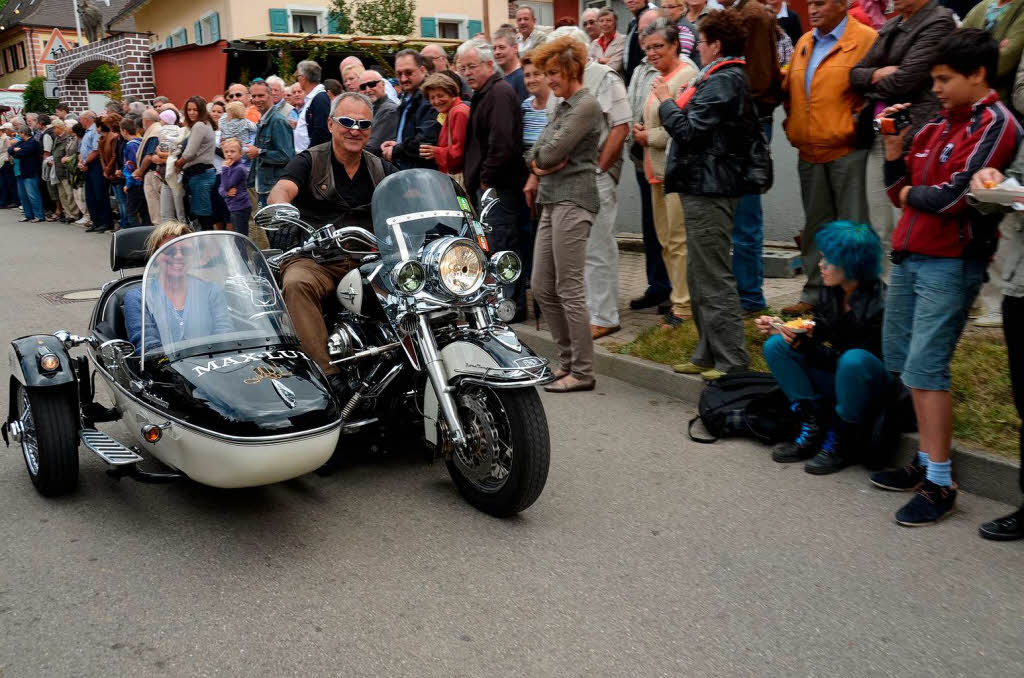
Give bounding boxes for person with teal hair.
[755,221,894,474]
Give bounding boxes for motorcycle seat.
[94,279,141,343]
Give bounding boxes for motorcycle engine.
[327,322,365,359]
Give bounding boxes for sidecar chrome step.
[80,429,144,466]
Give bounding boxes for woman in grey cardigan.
[175,95,218,230]
[524,35,604,393]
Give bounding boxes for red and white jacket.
[885,91,1021,259]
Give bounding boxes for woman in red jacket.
[418,72,470,183]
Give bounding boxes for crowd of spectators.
[4,0,1024,538]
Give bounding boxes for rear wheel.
[13,383,79,496]
[444,385,550,517]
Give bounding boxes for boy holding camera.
[871,28,1021,526]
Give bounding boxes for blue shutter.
[176,28,187,45]
[164,36,172,49]
[194,20,203,44]
[268,9,290,33]
[420,17,436,38]
[467,19,482,37]
[328,14,341,33]
[210,12,221,42]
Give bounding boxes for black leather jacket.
[659,61,757,197]
[791,279,886,372]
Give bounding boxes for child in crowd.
[217,138,250,232]
[119,117,150,227]
[157,109,187,218]
[219,101,257,168]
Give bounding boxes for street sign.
[44,64,56,79]
[43,81,59,99]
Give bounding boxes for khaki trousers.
[247,186,270,249]
[281,257,354,375]
[651,183,690,315]
[143,172,163,225]
[531,202,595,380]
[57,180,80,219]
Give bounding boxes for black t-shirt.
[279,148,397,229]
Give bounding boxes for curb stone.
[516,324,1023,507]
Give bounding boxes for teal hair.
[814,221,883,283]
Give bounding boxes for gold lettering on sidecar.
[244,366,292,384]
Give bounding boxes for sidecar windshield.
[371,169,472,275]
[140,232,297,367]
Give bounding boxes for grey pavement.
[0,215,1022,677]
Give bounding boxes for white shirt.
[384,80,400,105]
[777,2,790,18]
[293,83,325,153]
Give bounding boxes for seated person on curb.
[267,92,397,394]
[124,222,232,350]
[756,221,891,475]
[871,29,1021,527]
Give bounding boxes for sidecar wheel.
[13,383,79,497]
[445,386,549,518]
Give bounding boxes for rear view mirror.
[479,188,499,222]
[254,204,311,234]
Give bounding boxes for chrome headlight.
[391,260,426,295]
[490,251,522,284]
[424,238,486,297]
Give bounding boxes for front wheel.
[443,385,550,517]
[13,382,80,496]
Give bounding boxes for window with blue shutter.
[420,17,436,38]
[174,28,187,46]
[328,14,341,33]
[269,9,290,33]
[467,19,482,36]
[194,20,203,44]
[210,12,220,41]
[164,36,172,49]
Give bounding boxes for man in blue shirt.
[780,0,878,316]
[76,111,113,233]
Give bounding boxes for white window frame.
[169,26,187,47]
[433,14,467,40]
[197,11,218,45]
[287,5,328,34]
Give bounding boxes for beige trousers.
[57,180,80,219]
[651,183,689,315]
[143,171,163,226]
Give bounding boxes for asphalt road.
[0,216,1022,677]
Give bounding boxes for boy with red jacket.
[871,29,1022,526]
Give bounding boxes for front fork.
[416,314,468,449]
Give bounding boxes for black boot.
[805,416,858,475]
[772,401,823,463]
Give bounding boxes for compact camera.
[873,109,912,135]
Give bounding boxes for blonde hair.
[220,137,242,152]
[341,63,365,78]
[146,222,194,258]
[225,101,246,119]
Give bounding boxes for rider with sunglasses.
[266,92,398,392]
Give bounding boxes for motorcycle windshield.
[371,169,472,285]
[140,231,297,367]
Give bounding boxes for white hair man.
[515,5,548,53]
[266,75,294,117]
[358,69,397,156]
[340,55,400,104]
[268,92,397,410]
[293,59,331,152]
[549,26,632,338]
[581,8,601,40]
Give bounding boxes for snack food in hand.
[984,180,998,189]
[785,318,815,330]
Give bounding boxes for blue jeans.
[112,182,128,228]
[732,121,771,311]
[883,254,985,391]
[635,170,671,298]
[763,334,892,423]
[16,176,44,220]
[186,168,217,217]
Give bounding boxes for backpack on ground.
[688,372,796,444]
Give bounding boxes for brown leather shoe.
[591,324,620,339]
[781,301,815,316]
[543,375,596,392]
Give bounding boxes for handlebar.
[266,224,378,268]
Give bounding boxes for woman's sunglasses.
[163,245,195,257]
[332,116,372,130]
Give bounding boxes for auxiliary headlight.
[490,251,522,284]
[38,353,60,372]
[392,260,426,295]
[438,241,486,296]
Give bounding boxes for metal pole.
[71,0,90,104]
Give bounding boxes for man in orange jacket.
[781,0,877,313]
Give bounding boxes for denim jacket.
[248,106,295,194]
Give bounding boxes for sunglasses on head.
[358,80,381,90]
[332,116,372,130]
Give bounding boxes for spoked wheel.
[12,383,79,496]
[443,385,550,517]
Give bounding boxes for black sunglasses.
[332,116,372,130]
[227,92,246,99]
[358,80,382,90]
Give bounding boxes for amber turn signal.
[39,354,60,372]
[141,424,162,444]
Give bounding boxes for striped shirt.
[522,95,557,148]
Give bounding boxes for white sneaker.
[973,312,1003,328]
[75,216,90,225]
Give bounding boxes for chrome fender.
[422,334,551,446]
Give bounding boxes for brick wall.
[54,33,155,111]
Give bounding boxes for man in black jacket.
[381,50,440,170]
[458,39,530,319]
[623,0,651,85]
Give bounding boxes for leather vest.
[308,142,385,204]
